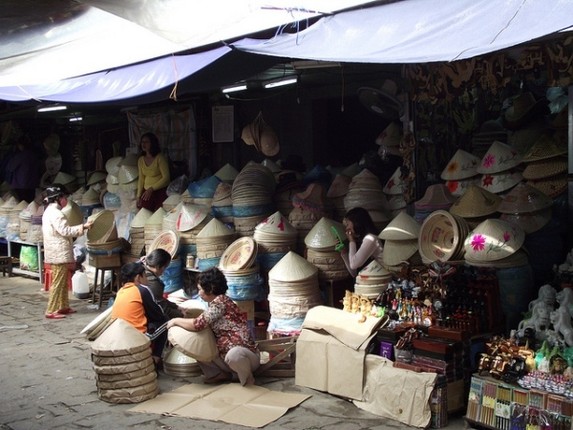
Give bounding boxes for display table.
[6,239,44,284]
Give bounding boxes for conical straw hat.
[53,171,76,185]
[479,170,522,194]
[359,260,391,277]
[382,239,419,266]
[255,211,297,236]
[105,156,123,175]
[82,187,101,205]
[476,141,522,174]
[145,207,166,226]
[500,208,552,234]
[522,135,567,162]
[197,218,235,238]
[526,173,567,199]
[327,174,351,198]
[441,149,481,180]
[176,203,209,232]
[375,122,401,147]
[261,159,281,173]
[445,177,481,197]
[378,211,420,240]
[162,193,181,209]
[13,200,28,211]
[86,171,107,186]
[61,199,83,226]
[304,217,345,249]
[522,158,567,180]
[120,153,139,167]
[214,163,239,183]
[106,173,119,185]
[131,208,153,228]
[188,175,221,198]
[118,165,138,184]
[463,218,525,262]
[383,167,408,195]
[268,251,318,282]
[87,210,117,244]
[449,185,501,218]
[497,182,553,214]
[91,318,150,357]
[415,184,456,209]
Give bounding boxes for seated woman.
[167,267,260,386]
[137,132,171,211]
[340,207,384,277]
[111,262,167,367]
[142,248,183,319]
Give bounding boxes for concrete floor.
[0,274,467,430]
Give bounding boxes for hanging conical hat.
[500,208,552,234]
[449,185,501,218]
[382,239,419,266]
[522,158,567,180]
[61,199,83,226]
[378,211,420,240]
[441,149,481,180]
[479,170,522,194]
[91,318,151,357]
[466,248,529,268]
[463,218,525,262]
[476,141,522,174]
[197,217,235,238]
[260,123,280,157]
[145,207,166,226]
[383,167,407,195]
[131,208,153,228]
[522,135,567,162]
[53,171,76,185]
[214,163,239,183]
[268,251,318,282]
[105,156,123,176]
[304,217,345,249]
[86,171,107,186]
[497,182,553,214]
[327,174,351,198]
[255,211,297,236]
[175,203,209,232]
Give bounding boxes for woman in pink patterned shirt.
[167,267,260,385]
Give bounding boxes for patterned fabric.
[194,294,257,358]
[46,263,71,313]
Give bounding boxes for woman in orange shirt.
[136,132,170,211]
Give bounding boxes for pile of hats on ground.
[304,217,350,282]
[232,162,276,236]
[195,218,237,271]
[414,184,456,224]
[267,251,322,335]
[219,236,263,301]
[440,149,481,198]
[378,211,422,271]
[354,260,393,299]
[476,140,522,195]
[521,135,568,199]
[91,318,158,404]
[344,169,390,231]
[128,208,153,259]
[253,211,297,272]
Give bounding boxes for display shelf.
[6,239,44,284]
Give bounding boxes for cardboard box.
[88,253,121,268]
[295,306,383,401]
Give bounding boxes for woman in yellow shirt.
[137,132,170,211]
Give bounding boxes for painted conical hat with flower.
[254,211,297,236]
[464,218,525,262]
[441,149,481,180]
[383,167,408,195]
[476,141,522,174]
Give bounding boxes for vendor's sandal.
[45,313,66,319]
[56,308,77,315]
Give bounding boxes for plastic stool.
[43,263,73,292]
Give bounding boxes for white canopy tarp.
[233,0,573,63]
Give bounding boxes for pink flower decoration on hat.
[482,175,493,187]
[446,181,459,193]
[470,234,486,251]
[502,231,511,242]
[483,154,495,168]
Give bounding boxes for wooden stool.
[92,266,121,310]
[0,256,12,277]
[255,336,298,377]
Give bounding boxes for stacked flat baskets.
[128,208,153,259]
[219,236,263,301]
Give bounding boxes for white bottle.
[72,270,90,299]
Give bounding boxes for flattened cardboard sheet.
[129,383,310,428]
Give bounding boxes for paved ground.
[0,274,467,430]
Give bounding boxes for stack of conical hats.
[6,199,27,240]
[497,183,553,234]
[219,236,264,301]
[253,211,297,272]
[91,319,158,404]
[289,184,329,254]
[383,167,408,217]
[327,174,352,221]
[449,185,501,228]
[144,207,166,252]
[214,163,239,184]
[163,346,202,378]
[175,203,212,258]
[195,218,237,270]
[378,211,422,270]
[476,141,522,194]
[187,175,221,207]
[0,196,18,238]
[25,202,44,243]
[304,217,350,282]
[105,156,122,195]
[129,208,153,258]
[162,193,181,212]
[210,182,233,224]
[354,260,393,299]
[521,135,567,199]
[440,149,481,197]
[267,251,322,335]
[18,200,39,241]
[344,169,390,231]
